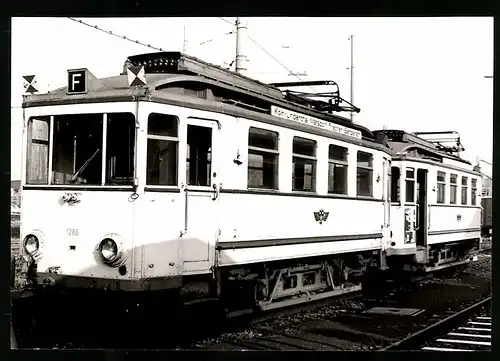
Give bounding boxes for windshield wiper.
[69,148,100,184]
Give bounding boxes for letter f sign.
[67,69,87,94]
[71,73,81,91]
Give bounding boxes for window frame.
[471,178,477,206]
[461,176,468,205]
[247,126,279,190]
[449,173,458,204]
[405,167,415,203]
[146,112,180,187]
[437,171,446,204]
[327,144,348,195]
[292,136,317,192]
[356,150,373,197]
[25,116,51,185]
[390,166,401,204]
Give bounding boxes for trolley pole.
[349,34,354,122]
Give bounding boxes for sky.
[10,17,493,180]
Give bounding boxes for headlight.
[98,238,118,263]
[23,234,40,255]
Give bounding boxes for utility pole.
[183,26,188,53]
[235,17,248,75]
[348,34,354,122]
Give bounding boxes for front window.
[26,113,135,186]
[26,117,50,184]
[391,166,401,203]
[405,168,415,202]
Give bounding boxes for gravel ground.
[188,254,491,351]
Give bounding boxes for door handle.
[414,204,420,230]
[428,204,431,230]
[212,183,220,201]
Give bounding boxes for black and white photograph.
[10,16,492,351]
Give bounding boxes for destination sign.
[270,106,362,140]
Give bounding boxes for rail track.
[10,250,491,350]
[382,296,491,351]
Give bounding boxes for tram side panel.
[216,117,387,267]
[427,205,481,245]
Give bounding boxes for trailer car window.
[328,145,348,195]
[292,137,316,192]
[26,117,50,184]
[146,113,178,186]
[390,166,401,203]
[450,174,458,204]
[52,114,103,185]
[356,151,373,197]
[437,171,446,203]
[471,178,477,206]
[247,127,279,189]
[461,176,468,205]
[405,168,415,202]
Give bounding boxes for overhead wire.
[67,17,165,52]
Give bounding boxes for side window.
[356,151,373,197]
[186,124,212,186]
[146,113,179,186]
[471,178,477,206]
[247,127,279,189]
[26,117,50,184]
[292,137,316,192]
[461,176,468,205]
[437,171,446,204]
[405,168,415,202]
[390,166,401,203]
[328,144,348,195]
[450,174,458,204]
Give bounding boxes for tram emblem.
[314,209,329,225]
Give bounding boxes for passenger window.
[26,117,50,184]
[146,113,179,186]
[186,124,212,186]
[449,174,458,204]
[390,166,401,203]
[437,171,446,203]
[461,176,468,205]
[247,127,279,189]
[356,151,373,197]
[328,144,348,195]
[292,137,316,192]
[471,178,477,205]
[405,168,415,202]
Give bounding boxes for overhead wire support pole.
[183,26,188,53]
[349,34,354,122]
[235,17,248,75]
